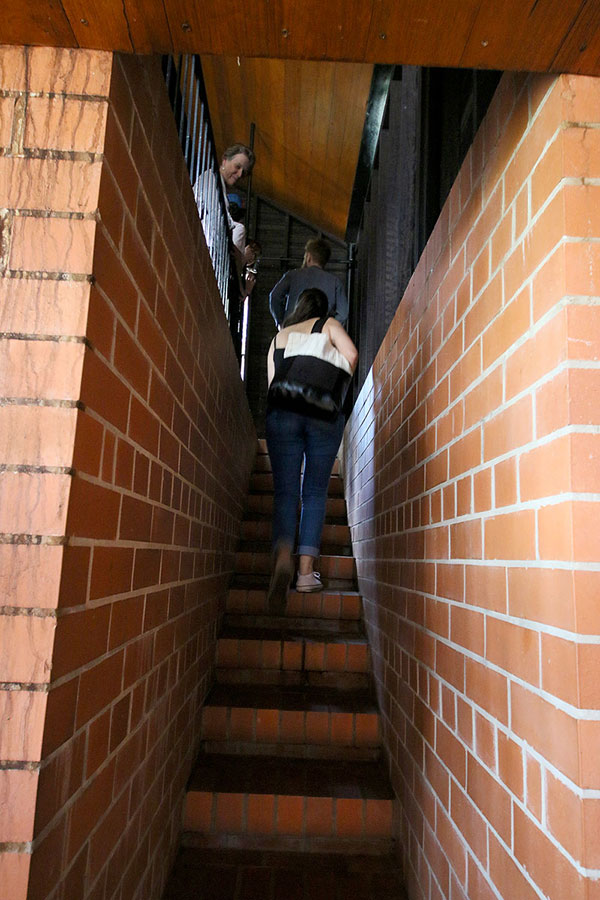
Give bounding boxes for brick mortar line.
[0,607,56,617]
[350,362,600,474]
[3,270,92,281]
[10,208,95,221]
[389,766,528,900]
[0,90,110,102]
[0,760,40,771]
[378,697,599,884]
[38,576,224,616]
[425,300,600,417]
[0,333,87,342]
[0,398,80,407]
[373,588,600,646]
[46,633,206,695]
[53,451,248,519]
[352,234,600,420]
[369,614,600,721]
[0,682,47,692]
[350,547,600,574]
[0,534,67,545]
[493,795,600,881]
[0,842,32,852]
[0,148,103,163]
[350,491,600,522]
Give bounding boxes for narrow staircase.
[163,440,406,899]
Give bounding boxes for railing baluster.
[163,53,237,324]
[178,55,189,140]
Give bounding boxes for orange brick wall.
[0,47,255,900]
[344,72,600,900]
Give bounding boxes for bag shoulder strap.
[311,316,328,334]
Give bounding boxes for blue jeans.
[266,408,345,557]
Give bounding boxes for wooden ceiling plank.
[281,0,373,62]
[297,62,329,227]
[312,63,336,231]
[201,55,236,156]
[164,0,283,58]
[60,0,134,51]
[364,0,482,68]
[549,0,600,75]
[458,0,587,72]
[280,59,304,207]
[0,0,76,49]
[321,63,372,232]
[165,0,376,60]
[261,58,287,199]
[2,0,600,79]
[123,0,174,54]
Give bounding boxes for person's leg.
[265,408,304,610]
[297,414,344,586]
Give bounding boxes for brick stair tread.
[237,540,352,556]
[242,520,350,535]
[249,474,345,496]
[235,551,355,569]
[219,626,367,643]
[253,440,338,468]
[163,848,407,900]
[223,613,362,635]
[204,684,378,713]
[230,575,356,591]
[227,588,362,620]
[246,495,346,517]
[188,754,393,799]
[243,512,349,527]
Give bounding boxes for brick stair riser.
[216,670,370,690]
[216,638,369,674]
[241,520,351,548]
[238,542,353,560]
[252,445,342,478]
[201,706,381,752]
[226,589,362,621]
[184,792,394,847]
[231,575,357,592]
[224,614,363,635]
[181,832,396,857]
[201,741,381,762]
[249,473,345,496]
[234,552,356,581]
[165,847,405,898]
[246,494,346,519]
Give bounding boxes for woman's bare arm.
[267,338,275,386]
[325,319,358,372]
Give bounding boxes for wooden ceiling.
[3,0,600,73]
[202,56,373,240]
[3,0,600,237]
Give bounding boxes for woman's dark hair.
[283,288,328,327]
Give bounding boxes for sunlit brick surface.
[344,71,600,900]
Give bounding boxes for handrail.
[162,54,231,315]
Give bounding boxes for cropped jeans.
[265,407,345,557]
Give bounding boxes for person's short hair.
[223,143,255,172]
[305,238,331,268]
[283,288,328,327]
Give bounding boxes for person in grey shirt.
[269,238,348,328]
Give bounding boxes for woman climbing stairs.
[163,440,407,899]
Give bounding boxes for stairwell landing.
[163,440,407,899]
